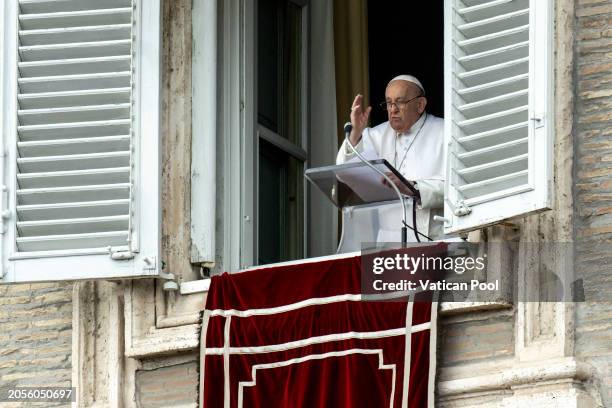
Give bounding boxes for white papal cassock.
[336,112,445,242]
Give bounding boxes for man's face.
[385,81,427,133]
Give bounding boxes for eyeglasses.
[379,95,423,111]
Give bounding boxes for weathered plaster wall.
[574,0,612,405]
[132,0,202,405]
[0,283,72,407]
[160,0,196,285]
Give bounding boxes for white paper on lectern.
[336,150,398,202]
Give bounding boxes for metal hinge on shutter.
[145,257,178,291]
[448,199,472,217]
[0,183,8,279]
[0,185,11,234]
[110,248,135,260]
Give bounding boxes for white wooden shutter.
[443,0,553,234]
[0,0,161,282]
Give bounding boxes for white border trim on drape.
[204,323,430,355]
[208,294,362,317]
[428,293,439,408]
[237,349,396,408]
[402,295,414,407]
[208,291,417,318]
[223,316,232,408]
[199,310,210,408]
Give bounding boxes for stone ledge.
[440,301,513,315]
[125,324,200,359]
[438,358,592,398]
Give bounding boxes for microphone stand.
[343,122,409,247]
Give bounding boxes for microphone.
[342,122,409,246]
[343,122,353,135]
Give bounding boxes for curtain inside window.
[333,0,370,147]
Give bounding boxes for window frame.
[0,0,162,283]
[191,0,218,265]
[252,0,310,267]
[217,0,336,273]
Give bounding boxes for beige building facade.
[1,0,611,407]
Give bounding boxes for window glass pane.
[258,140,304,265]
[257,0,302,144]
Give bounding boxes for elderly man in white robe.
[336,75,445,242]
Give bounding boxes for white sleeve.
[336,137,365,164]
[336,126,382,164]
[415,117,445,210]
[416,179,444,210]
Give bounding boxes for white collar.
[396,113,426,137]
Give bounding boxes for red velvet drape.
[201,252,437,407]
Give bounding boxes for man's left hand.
[382,172,415,196]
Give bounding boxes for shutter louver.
[15,0,134,253]
[444,0,553,234]
[450,0,530,203]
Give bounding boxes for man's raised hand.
[349,94,371,146]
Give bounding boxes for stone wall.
[574,0,612,405]
[0,283,72,407]
[439,308,514,369]
[135,356,199,408]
